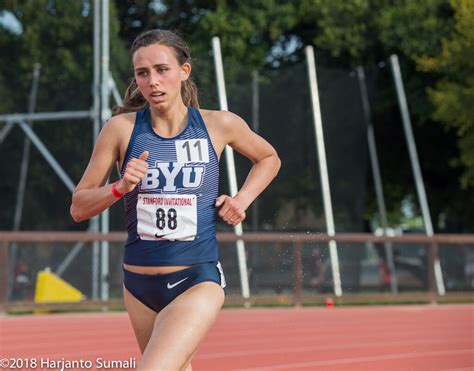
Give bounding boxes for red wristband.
[111,180,124,198]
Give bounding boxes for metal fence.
[1,231,473,313]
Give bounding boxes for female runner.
[70,29,280,370]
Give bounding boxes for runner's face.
[133,44,190,110]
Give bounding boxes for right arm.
[70,115,148,222]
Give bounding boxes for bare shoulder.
[198,109,255,158]
[97,111,137,149]
[104,111,137,134]
[198,108,277,164]
[199,109,245,126]
[199,109,247,137]
[89,111,138,164]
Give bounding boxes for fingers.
[215,195,246,226]
[215,195,226,207]
[139,150,149,161]
[127,158,148,174]
[121,172,142,188]
[121,153,149,193]
[124,168,146,184]
[223,209,246,226]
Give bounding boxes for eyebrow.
[134,63,170,72]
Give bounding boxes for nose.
[149,69,160,87]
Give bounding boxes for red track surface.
[1,304,472,370]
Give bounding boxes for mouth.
[150,91,165,103]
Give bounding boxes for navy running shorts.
[123,261,226,312]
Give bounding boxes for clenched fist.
[117,150,149,194]
[215,195,246,226]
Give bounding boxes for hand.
[215,195,246,226]
[117,151,149,194]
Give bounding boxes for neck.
[149,101,188,137]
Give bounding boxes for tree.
[417,0,474,189]
[110,0,471,231]
[2,0,472,232]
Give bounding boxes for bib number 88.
[156,208,178,230]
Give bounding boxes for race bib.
[137,194,197,241]
[175,139,209,163]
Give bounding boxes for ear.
[181,63,191,81]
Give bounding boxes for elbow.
[70,194,87,223]
[257,151,281,178]
[276,154,282,172]
[273,152,282,175]
[70,204,85,223]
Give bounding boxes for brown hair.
[113,29,199,115]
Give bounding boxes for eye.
[157,67,168,74]
[136,70,147,77]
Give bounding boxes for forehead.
[132,44,179,68]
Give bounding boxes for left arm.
[208,110,281,225]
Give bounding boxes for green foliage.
[298,0,372,61]
[417,0,474,188]
[200,0,297,67]
[1,0,473,232]
[376,0,454,57]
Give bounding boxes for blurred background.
[1,0,473,309]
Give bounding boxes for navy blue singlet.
[121,107,220,266]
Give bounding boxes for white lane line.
[236,349,473,370]
[195,337,472,360]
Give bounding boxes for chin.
[149,100,167,111]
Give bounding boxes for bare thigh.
[124,286,195,371]
[123,285,157,353]
[138,281,225,371]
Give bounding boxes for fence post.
[293,241,303,307]
[0,239,9,313]
[427,243,438,304]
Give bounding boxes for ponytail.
[113,78,147,116]
[181,78,199,108]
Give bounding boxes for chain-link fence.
[4,233,473,310]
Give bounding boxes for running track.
[1,304,472,370]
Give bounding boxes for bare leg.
[123,285,158,353]
[138,281,225,370]
[124,286,195,370]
